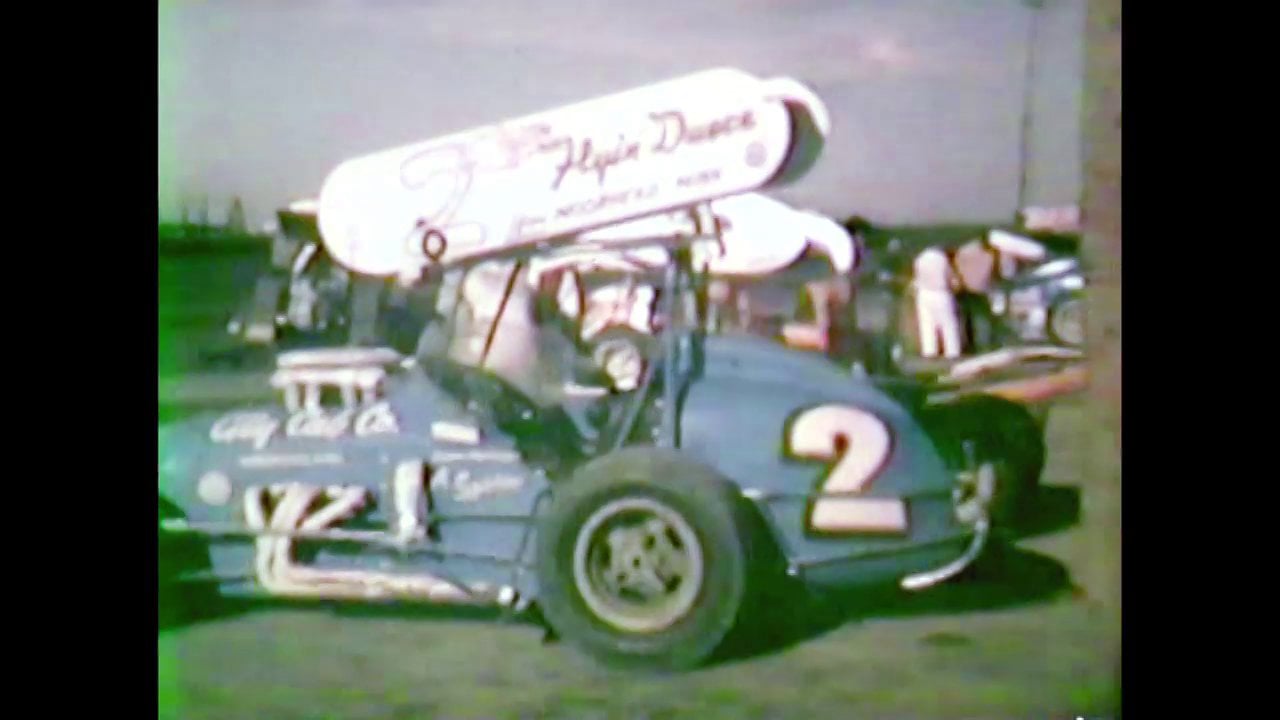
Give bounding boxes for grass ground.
[157,397,1119,720]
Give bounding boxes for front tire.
[535,449,748,671]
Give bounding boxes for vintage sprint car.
[988,253,1086,349]
[223,202,353,346]
[158,69,1034,670]
[203,202,443,374]
[159,240,1036,670]
[822,229,1087,373]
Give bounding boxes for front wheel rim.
[572,496,705,634]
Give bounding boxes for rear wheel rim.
[1051,299,1085,346]
[572,496,705,634]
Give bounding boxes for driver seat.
[424,260,641,454]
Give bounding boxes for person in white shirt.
[912,246,963,359]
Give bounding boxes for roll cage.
[416,220,725,454]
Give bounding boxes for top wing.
[527,193,853,283]
[317,68,830,277]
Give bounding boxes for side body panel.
[158,367,549,600]
[680,336,966,587]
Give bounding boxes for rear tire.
[535,449,749,671]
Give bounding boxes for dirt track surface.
[158,399,1119,720]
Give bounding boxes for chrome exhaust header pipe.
[900,518,990,592]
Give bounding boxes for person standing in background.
[911,246,962,359]
[952,236,999,352]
